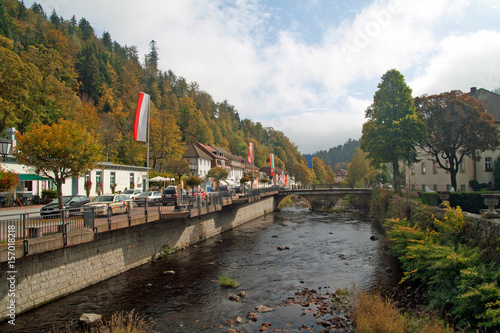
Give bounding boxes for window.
[460,184,466,192]
[433,161,438,174]
[110,172,116,185]
[421,162,426,175]
[130,173,134,186]
[410,166,415,175]
[85,172,91,182]
[485,157,493,171]
[96,170,102,184]
[433,184,438,191]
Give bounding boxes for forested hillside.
[0,0,304,172]
[312,138,359,171]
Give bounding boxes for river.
[2,206,400,333]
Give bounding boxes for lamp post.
[0,138,12,162]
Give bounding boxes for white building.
[3,161,148,198]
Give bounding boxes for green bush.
[41,189,58,198]
[448,192,489,214]
[421,192,440,206]
[384,202,500,331]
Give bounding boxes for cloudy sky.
[26,0,500,153]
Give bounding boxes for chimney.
[470,87,477,94]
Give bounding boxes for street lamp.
[0,138,11,162]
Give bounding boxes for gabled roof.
[467,87,500,123]
[183,143,212,160]
[195,142,230,161]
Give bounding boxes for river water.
[3,206,400,333]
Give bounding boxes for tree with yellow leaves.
[14,120,102,208]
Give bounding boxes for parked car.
[40,195,90,218]
[189,188,207,199]
[84,194,132,216]
[217,185,230,192]
[234,186,243,193]
[122,189,142,199]
[162,186,189,206]
[134,191,163,206]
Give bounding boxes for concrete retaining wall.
[0,197,275,321]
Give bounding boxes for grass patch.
[353,290,454,333]
[89,310,154,333]
[219,273,238,288]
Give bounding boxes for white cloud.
[410,30,500,95]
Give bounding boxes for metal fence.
[0,207,95,243]
[0,189,281,244]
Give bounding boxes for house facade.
[3,161,148,197]
[183,143,212,178]
[406,87,500,192]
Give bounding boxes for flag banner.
[269,153,274,176]
[306,155,313,169]
[247,142,254,163]
[133,92,150,142]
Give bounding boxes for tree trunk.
[392,159,401,194]
[56,178,64,210]
[450,169,458,191]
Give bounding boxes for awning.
[18,174,51,181]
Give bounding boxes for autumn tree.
[185,175,202,193]
[164,158,189,183]
[207,166,229,189]
[312,157,327,184]
[14,120,101,208]
[290,163,312,185]
[360,69,427,192]
[415,90,500,190]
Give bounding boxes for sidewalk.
[0,204,44,217]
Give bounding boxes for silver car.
[84,194,132,216]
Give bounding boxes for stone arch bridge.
[274,188,373,211]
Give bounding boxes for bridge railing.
[290,184,340,190]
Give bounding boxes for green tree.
[14,120,101,209]
[360,69,427,192]
[494,156,500,191]
[207,166,229,189]
[415,91,500,191]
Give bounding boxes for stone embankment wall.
[0,197,274,321]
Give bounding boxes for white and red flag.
[269,153,274,177]
[133,92,150,142]
[247,142,254,164]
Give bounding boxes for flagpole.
[146,96,150,203]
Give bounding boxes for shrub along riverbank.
[370,189,500,332]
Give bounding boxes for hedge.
[421,191,500,214]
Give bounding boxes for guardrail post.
[22,213,27,240]
[128,205,132,226]
[63,220,67,247]
[107,203,112,230]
